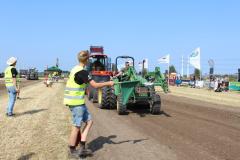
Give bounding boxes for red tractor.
[86,46,116,109]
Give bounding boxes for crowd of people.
[172,75,229,92]
[209,77,229,92]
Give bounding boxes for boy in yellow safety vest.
[4,57,20,116]
[64,50,114,158]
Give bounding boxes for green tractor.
[145,67,169,93]
[110,56,168,115]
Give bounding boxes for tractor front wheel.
[150,94,161,114]
[117,94,126,115]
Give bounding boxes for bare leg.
[81,120,93,142]
[75,130,81,147]
[69,126,80,146]
[17,92,20,98]
[81,122,88,133]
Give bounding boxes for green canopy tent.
[46,66,62,72]
[45,66,62,76]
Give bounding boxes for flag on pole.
[189,47,201,70]
[158,54,170,64]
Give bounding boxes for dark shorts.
[69,105,92,127]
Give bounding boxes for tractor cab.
[89,54,106,71]
[86,46,113,103]
[86,46,112,76]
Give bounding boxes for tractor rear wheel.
[150,94,161,114]
[109,88,117,109]
[98,87,109,109]
[117,94,126,115]
[92,90,98,103]
[87,87,93,100]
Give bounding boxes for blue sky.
[0,0,239,75]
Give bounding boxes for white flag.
[158,54,170,64]
[189,47,201,70]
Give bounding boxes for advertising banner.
[229,82,240,91]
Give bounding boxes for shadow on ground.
[17,97,34,100]
[88,135,148,153]
[161,110,171,117]
[127,103,171,117]
[127,104,150,117]
[15,109,48,117]
[17,152,35,160]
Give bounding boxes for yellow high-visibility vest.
[4,66,14,87]
[64,65,86,106]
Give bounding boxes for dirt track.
[0,79,41,96]
[0,82,239,160]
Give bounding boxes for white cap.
[7,57,17,65]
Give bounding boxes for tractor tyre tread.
[151,94,161,115]
[117,94,126,115]
[87,87,93,100]
[99,87,109,109]
[109,88,117,109]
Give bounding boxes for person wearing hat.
[4,57,20,116]
[64,50,114,158]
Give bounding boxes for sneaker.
[6,113,15,117]
[68,149,81,159]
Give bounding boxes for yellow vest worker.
[65,50,114,158]
[4,57,19,116]
[4,66,15,87]
[64,65,86,106]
